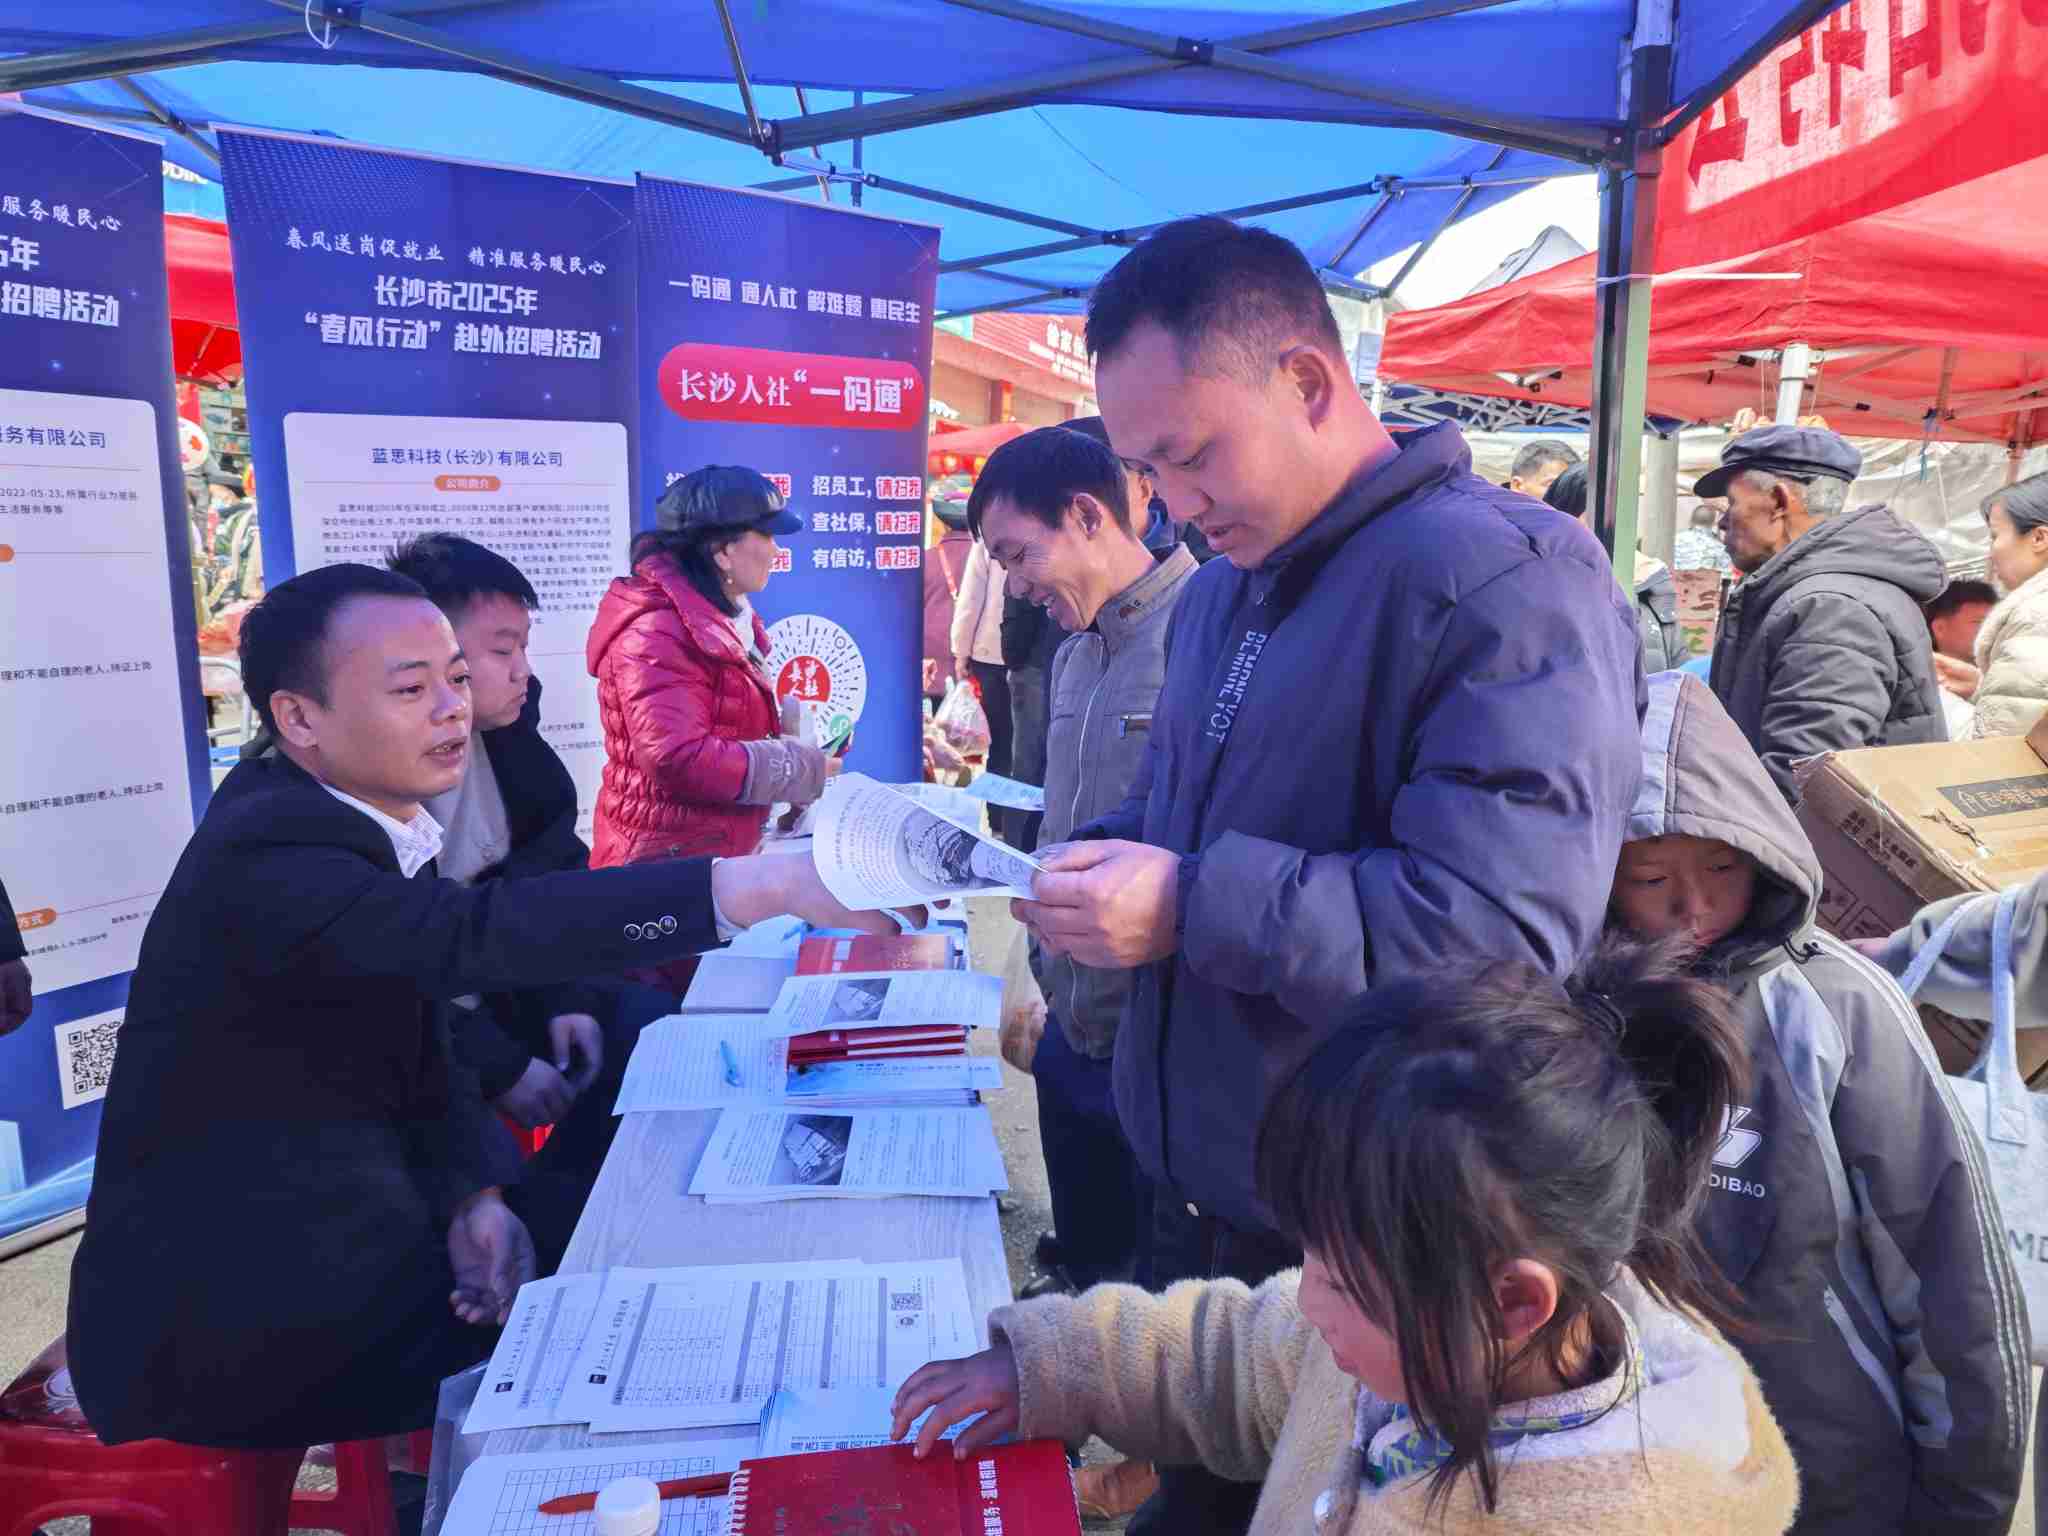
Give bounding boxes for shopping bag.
[1897,887,2048,1364]
[934,677,991,756]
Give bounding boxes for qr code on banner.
[55,1007,125,1110]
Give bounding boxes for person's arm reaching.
[1870,876,2048,1024]
[890,1274,1315,1478]
[1751,592,1899,801]
[1823,944,2029,1532]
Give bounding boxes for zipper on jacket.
[1070,637,1110,836]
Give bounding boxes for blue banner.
[0,105,209,1247]
[219,130,639,839]
[636,178,938,783]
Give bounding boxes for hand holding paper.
[1016,840,1182,968]
[891,1342,1022,1459]
[713,849,902,936]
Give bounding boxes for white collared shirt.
[323,784,445,878]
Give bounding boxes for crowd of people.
[7,213,2048,1535]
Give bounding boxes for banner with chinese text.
[637,177,938,784]
[0,105,209,1245]
[218,129,637,840]
[1660,0,2048,270]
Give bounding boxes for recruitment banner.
[637,177,939,784]
[1661,0,2048,269]
[0,105,209,1245]
[218,129,638,839]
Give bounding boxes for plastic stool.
[289,1436,400,1536]
[0,1335,397,1536]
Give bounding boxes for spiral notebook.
[722,1439,1078,1535]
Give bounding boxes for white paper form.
[612,1016,792,1115]
[615,1019,1001,1115]
[757,1385,971,1457]
[438,1437,754,1536]
[960,772,1047,813]
[813,773,1041,907]
[767,970,1002,1035]
[688,1107,1008,1201]
[561,1260,977,1434]
[461,1274,606,1435]
[680,954,797,1013]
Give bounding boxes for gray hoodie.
[1709,503,1949,805]
[1628,671,2027,1535]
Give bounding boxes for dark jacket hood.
[1745,502,1947,608]
[1629,670,1822,969]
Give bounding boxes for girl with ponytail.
[890,940,1799,1535]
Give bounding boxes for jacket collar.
[1095,546,1198,647]
[640,553,770,662]
[1249,420,1468,608]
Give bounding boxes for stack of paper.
[689,1105,1009,1203]
[462,1258,980,1437]
[766,969,1003,1034]
[438,1439,755,1536]
[613,1015,1001,1116]
[679,953,797,1014]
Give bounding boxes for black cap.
[1694,424,1862,500]
[654,465,803,537]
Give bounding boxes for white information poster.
[0,387,195,993]
[283,411,629,840]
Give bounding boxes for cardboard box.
[1795,719,2048,1080]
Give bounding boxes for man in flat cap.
[1702,424,1949,804]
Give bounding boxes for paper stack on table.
[689,1105,1009,1203]
[612,1015,1000,1115]
[437,1438,756,1536]
[766,969,1002,1034]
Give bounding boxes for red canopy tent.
[1379,153,2048,448]
[164,213,240,384]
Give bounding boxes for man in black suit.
[0,872,29,1035]
[68,562,881,1450]
[385,534,671,1264]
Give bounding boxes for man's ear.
[1070,492,1107,539]
[271,690,320,750]
[1279,343,1341,429]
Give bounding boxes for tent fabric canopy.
[1378,153,2048,447]
[164,211,241,382]
[0,0,1840,315]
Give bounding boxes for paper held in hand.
[812,773,1041,907]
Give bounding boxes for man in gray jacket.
[969,426,1198,1300]
[1704,424,1949,803]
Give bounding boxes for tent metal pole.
[791,166,1097,236]
[790,88,830,200]
[255,0,760,146]
[1588,0,1672,568]
[1773,341,1812,423]
[711,0,771,149]
[1380,148,1507,299]
[112,76,222,166]
[0,0,507,92]
[852,90,864,208]
[1323,188,1398,275]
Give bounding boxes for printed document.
[813,774,1040,906]
[767,969,1002,1034]
[558,1259,977,1433]
[613,1016,1000,1114]
[462,1272,608,1435]
[687,1106,1008,1201]
[960,772,1046,812]
[438,1436,754,1536]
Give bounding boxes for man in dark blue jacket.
[1018,219,1645,1535]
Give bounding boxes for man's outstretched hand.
[713,853,919,937]
[1015,840,1182,969]
[448,1187,536,1327]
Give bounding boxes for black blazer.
[0,873,21,963]
[67,750,719,1447]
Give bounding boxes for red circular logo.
[777,655,833,703]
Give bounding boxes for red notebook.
[787,1025,968,1062]
[724,1440,1079,1535]
[796,933,956,975]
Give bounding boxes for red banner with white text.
[1658,0,2048,270]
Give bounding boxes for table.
[483,1105,1012,1462]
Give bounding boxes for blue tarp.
[0,0,1843,314]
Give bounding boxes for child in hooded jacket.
[1610,670,2027,1535]
[892,939,1799,1535]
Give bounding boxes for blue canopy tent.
[0,0,1847,546]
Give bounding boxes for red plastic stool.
[0,1335,398,1536]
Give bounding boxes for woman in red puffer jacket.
[588,466,839,871]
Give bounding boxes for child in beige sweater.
[894,942,1800,1535]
